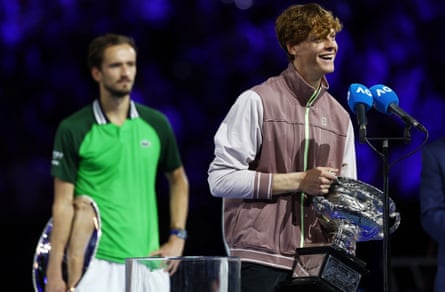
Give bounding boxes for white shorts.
[75,258,170,292]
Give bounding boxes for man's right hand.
[299,166,338,196]
[45,275,67,292]
[45,251,67,292]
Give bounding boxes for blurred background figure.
[45,33,189,292]
[420,137,445,292]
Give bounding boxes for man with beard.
[45,33,189,292]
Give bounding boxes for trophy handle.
[388,210,401,234]
[32,195,101,292]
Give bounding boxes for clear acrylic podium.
[125,256,241,292]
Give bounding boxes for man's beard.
[104,84,132,98]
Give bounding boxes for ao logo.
[372,85,393,97]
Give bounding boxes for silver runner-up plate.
[32,195,101,292]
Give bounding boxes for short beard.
[104,84,131,98]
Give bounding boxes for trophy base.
[275,276,338,292]
[276,246,368,292]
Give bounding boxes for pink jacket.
[208,63,357,272]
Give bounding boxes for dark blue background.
[2,0,442,290]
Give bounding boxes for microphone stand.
[366,129,411,292]
[382,138,391,292]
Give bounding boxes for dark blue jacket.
[420,137,445,291]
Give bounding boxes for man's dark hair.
[87,33,137,70]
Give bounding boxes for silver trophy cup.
[278,177,401,292]
[313,176,401,254]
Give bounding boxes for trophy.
[32,195,101,292]
[276,177,401,292]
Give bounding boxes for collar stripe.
[92,99,139,125]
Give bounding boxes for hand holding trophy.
[32,196,101,292]
[279,177,401,292]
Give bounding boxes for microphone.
[369,84,426,132]
[347,83,374,143]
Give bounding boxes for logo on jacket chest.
[321,117,327,126]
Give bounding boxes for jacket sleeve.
[420,144,445,242]
[208,90,268,199]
